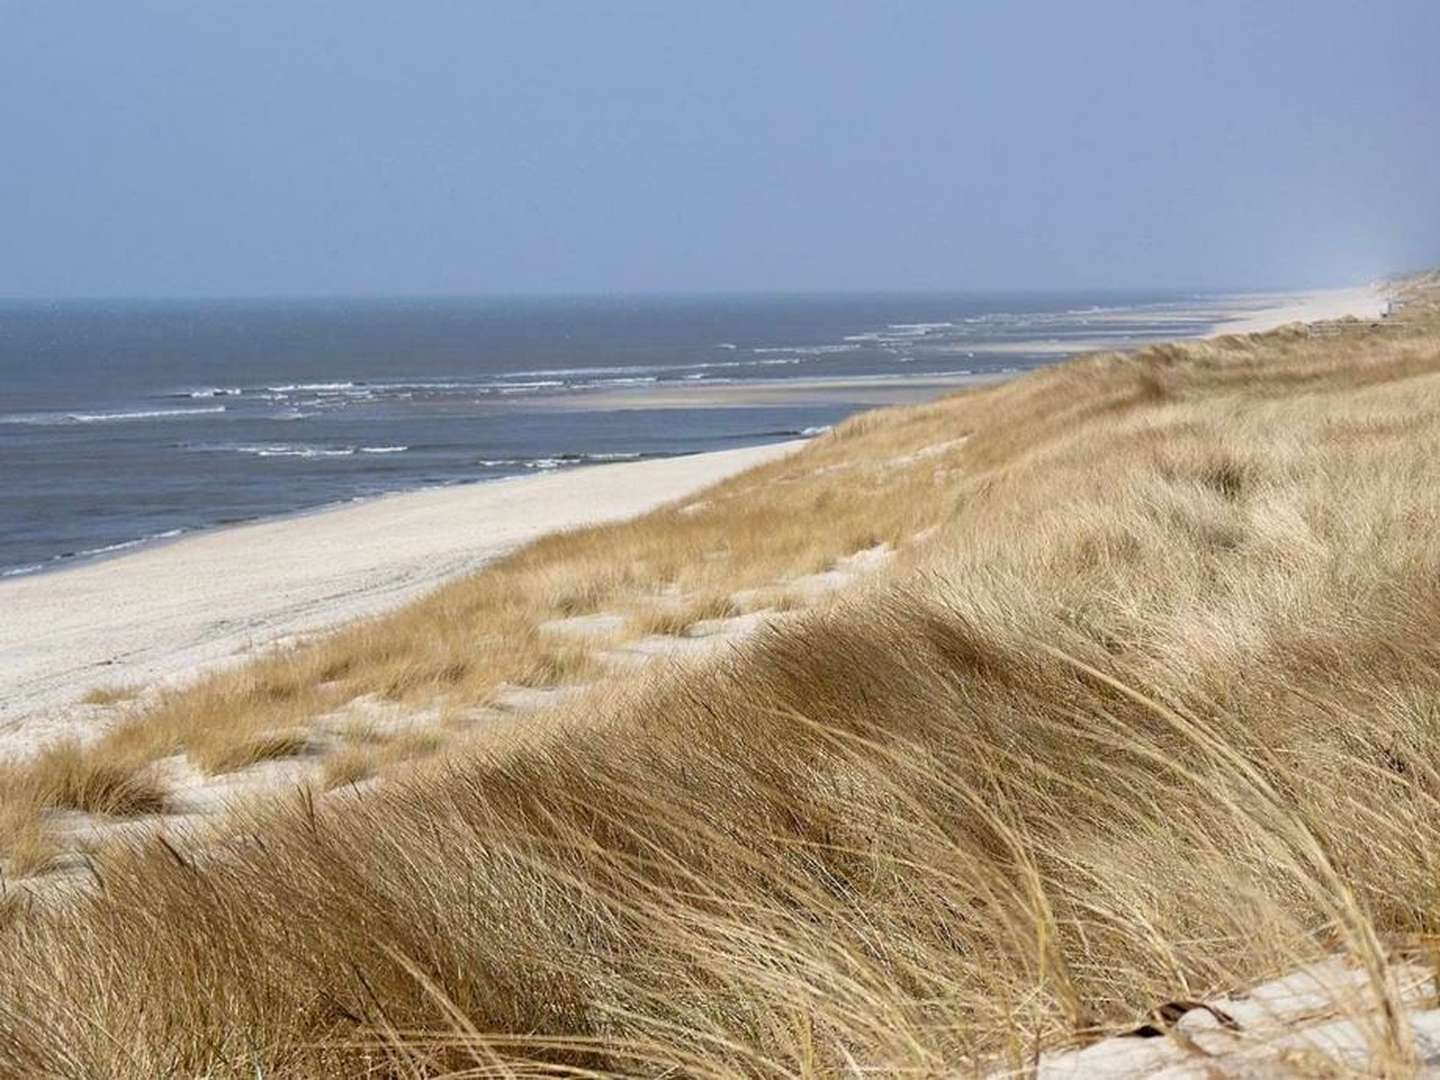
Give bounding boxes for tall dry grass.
[0,339,976,863]
[0,278,1437,1074]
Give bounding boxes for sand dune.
[0,275,1432,1074]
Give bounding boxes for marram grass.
[1,276,1439,1075]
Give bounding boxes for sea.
[0,291,1251,578]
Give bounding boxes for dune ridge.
[0,275,1436,1075]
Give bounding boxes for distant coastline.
[0,284,1387,581]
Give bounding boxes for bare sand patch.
[1207,283,1390,337]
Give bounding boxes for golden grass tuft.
[0,803,60,880]
[78,683,142,707]
[0,739,169,879]
[321,727,448,791]
[319,744,377,790]
[189,728,312,775]
[626,593,740,636]
[11,740,168,817]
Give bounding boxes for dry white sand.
[0,441,801,749]
[1207,283,1390,337]
[1038,956,1440,1077]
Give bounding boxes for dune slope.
[1,277,1439,1076]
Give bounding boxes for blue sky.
[1,1,1436,296]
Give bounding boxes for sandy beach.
[0,441,800,745]
[0,283,1391,749]
[1205,283,1390,336]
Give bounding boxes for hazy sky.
[2,1,1436,297]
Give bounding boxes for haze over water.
[2,4,1434,577]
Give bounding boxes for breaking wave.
[477,452,646,471]
[181,442,410,459]
[0,406,227,426]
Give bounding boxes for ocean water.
[0,292,1236,577]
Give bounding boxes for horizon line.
[0,276,1397,306]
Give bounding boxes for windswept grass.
[1,357,971,858]
[0,277,1438,1073]
[0,741,168,879]
[77,684,141,707]
[626,592,740,636]
[319,728,449,791]
[0,741,167,819]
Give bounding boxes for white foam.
[752,345,858,356]
[359,445,408,454]
[4,526,191,578]
[67,406,227,424]
[478,451,642,471]
[186,442,356,459]
[0,406,228,425]
[581,376,658,388]
[266,381,355,392]
[75,537,148,558]
[886,322,955,333]
[366,380,472,391]
[502,364,662,379]
[185,387,242,398]
[256,446,354,458]
[498,355,811,382]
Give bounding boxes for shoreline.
[0,283,1389,582]
[1202,282,1390,337]
[518,284,1394,411]
[0,448,733,585]
[0,441,802,741]
[0,281,1391,743]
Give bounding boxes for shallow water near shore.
[1,290,1263,575]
